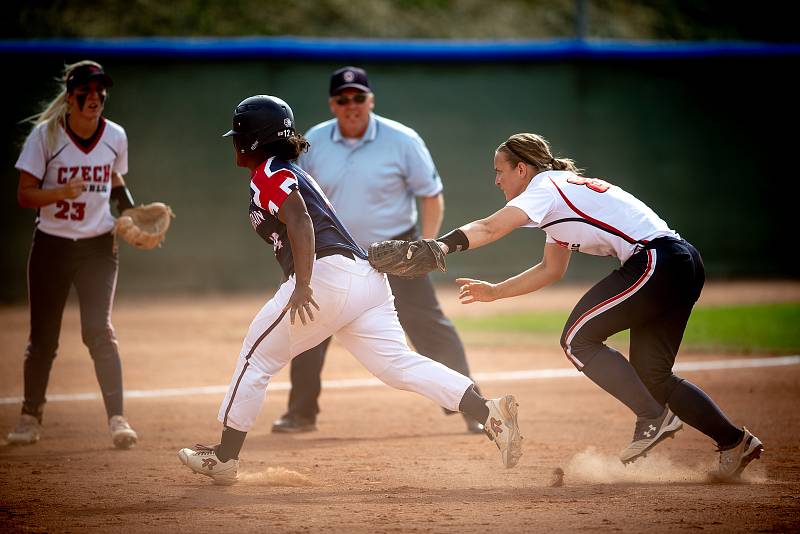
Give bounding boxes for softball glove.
[367,238,447,278]
[115,202,175,250]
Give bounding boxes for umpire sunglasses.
[334,93,370,106]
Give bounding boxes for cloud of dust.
[238,467,317,487]
[563,446,767,485]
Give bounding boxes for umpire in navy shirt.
[271,66,483,434]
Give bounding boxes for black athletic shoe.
[463,414,485,434]
[620,407,682,464]
[271,413,317,433]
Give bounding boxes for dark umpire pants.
[560,236,705,405]
[285,254,473,420]
[22,229,124,421]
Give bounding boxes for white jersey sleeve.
[16,124,48,180]
[112,124,128,175]
[506,182,556,227]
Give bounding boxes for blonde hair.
[25,60,105,152]
[497,133,581,174]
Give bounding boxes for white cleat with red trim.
[484,395,523,468]
[178,444,239,485]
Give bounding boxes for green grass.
[452,302,800,354]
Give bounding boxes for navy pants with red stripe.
[561,237,703,406]
[559,236,745,448]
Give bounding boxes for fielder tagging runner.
[370,133,763,481]
[177,96,522,485]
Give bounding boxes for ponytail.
[551,157,579,173]
[259,134,310,162]
[498,133,581,174]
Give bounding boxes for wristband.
[437,228,469,253]
[111,185,135,214]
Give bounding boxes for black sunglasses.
[334,93,369,106]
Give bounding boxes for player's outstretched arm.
[456,243,571,304]
[438,206,529,254]
[278,191,320,325]
[367,207,529,279]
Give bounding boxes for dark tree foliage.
[3,0,798,41]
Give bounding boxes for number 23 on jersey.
[54,200,86,221]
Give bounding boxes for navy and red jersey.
[248,156,367,278]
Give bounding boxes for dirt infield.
[1,282,799,533]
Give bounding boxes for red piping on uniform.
[64,117,106,155]
[563,249,655,367]
[552,236,570,248]
[565,249,653,341]
[550,178,640,245]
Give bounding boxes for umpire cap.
[223,95,295,154]
[329,66,370,96]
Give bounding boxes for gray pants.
[22,229,123,421]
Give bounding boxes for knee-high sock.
[582,347,664,420]
[666,380,743,448]
[216,426,247,462]
[459,385,489,424]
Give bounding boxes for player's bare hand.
[62,177,85,199]
[284,283,320,325]
[456,277,498,304]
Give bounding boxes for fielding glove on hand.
[114,202,175,250]
[367,238,447,278]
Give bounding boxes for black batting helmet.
[223,95,295,154]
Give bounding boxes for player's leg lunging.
[560,248,683,464]
[335,266,522,467]
[629,239,761,478]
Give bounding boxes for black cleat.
[620,407,682,464]
[271,413,317,433]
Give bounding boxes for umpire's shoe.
[464,415,485,434]
[178,444,239,485]
[716,427,763,481]
[444,408,485,434]
[271,413,317,433]
[620,407,682,464]
[484,395,523,468]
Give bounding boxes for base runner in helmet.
[177,95,524,485]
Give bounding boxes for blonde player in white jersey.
[7,60,138,449]
[433,133,762,481]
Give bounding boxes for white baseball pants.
[218,254,474,432]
